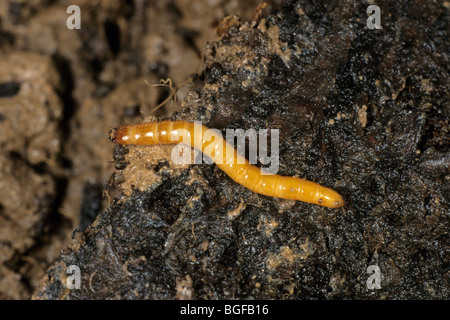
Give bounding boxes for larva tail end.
[324,194,345,208]
[331,198,345,208]
[316,188,345,208]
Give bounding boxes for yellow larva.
[108,121,344,208]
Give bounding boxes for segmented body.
[109,121,344,208]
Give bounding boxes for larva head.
[108,126,131,145]
[315,186,345,208]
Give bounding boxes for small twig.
[145,78,192,114]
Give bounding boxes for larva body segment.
[109,121,344,208]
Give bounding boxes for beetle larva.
[108,121,344,208]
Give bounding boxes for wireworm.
[108,121,344,208]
